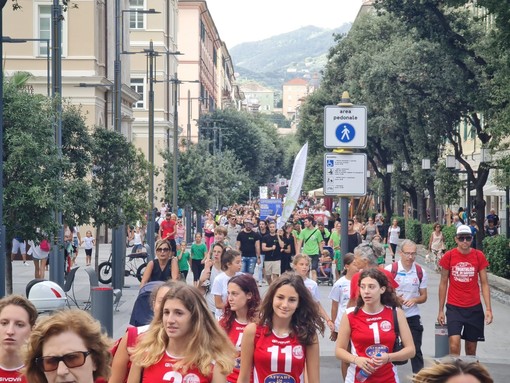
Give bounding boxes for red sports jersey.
[439,248,489,307]
[0,366,26,383]
[252,325,306,383]
[223,319,249,383]
[346,306,398,383]
[142,352,212,383]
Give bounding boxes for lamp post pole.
[0,0,7,297]
[49,0,64,288]
[172,72,179,213]
[110,0,125,290]
[146,41,156,255]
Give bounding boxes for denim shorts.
[242,256,257,274]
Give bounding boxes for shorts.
[446,303,485,342]
[85,249,93,256]
[12,238,26,254]
[241,256,257,274]
[307,254,319,271]
[264,260,281,276]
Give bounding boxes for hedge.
[482,235,510,279]
[405,219,422,244]
[421,223,434,249]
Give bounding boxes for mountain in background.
[230,24,352,91]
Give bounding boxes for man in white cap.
[437,224,493,356]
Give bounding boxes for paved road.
[9,243,510,382]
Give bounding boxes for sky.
[206,0,363,48]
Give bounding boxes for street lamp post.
[50,0,64,288]
[173,72,179,213]
[112,4,160,286]
[0,0,8,297]
[146,41,156,256]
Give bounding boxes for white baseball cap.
[456,225,472,236]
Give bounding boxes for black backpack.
[154,218,160,234]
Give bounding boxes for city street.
[9,242,510,383]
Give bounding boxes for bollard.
[435,323,449,358]
[91,286,113,337]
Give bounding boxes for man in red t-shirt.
[438,225,492,356]
[158,213,176,256]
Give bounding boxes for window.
[129,0,144,29]
[131,78,145,109]
[39,5,51,56]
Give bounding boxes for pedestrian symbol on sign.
[336,123,355,143]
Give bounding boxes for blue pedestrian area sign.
[324,105,367,148]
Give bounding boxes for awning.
[308,187,324,198]
[470,185,506,197]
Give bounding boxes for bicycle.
[98,251,148,284]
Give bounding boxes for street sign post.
[324,105,367,148]
[324,153,367,196]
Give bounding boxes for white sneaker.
[23,262,30,266]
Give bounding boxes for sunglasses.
[457,236,472,242]
[36,351,91,372]
[157,247,171,252]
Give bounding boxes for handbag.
[392,307,408,365]
[40,239,51,252]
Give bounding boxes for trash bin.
[435,323,449,358]
[27,280,67,312]
[91,286,113,337]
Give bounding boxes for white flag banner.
[277,142,308,229]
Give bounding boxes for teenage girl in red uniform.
[237,272,325,383]
[336,268,415,383]
[127,283,236,383]
[0,295,38,383]
[218,274,261,383]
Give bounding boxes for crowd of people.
[0,196,497,383]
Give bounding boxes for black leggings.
[191,259,204,282]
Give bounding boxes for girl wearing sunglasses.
[24,309,111,383]
[0,295,38,383]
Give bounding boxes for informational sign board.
[259,186,268,199]
[323,153,367,196]
[259,199,282,220]
[324,105,367,148]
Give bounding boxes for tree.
[2,80,61,293]
[90,128,149,264]
[199,109,285,189]
[163,142,252,213]
[61,103,96,227]
[374,0,509,242]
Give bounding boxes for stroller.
[317,245,334,286]
[129,281,164,326]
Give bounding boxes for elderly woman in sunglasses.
[24,309,111,383]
